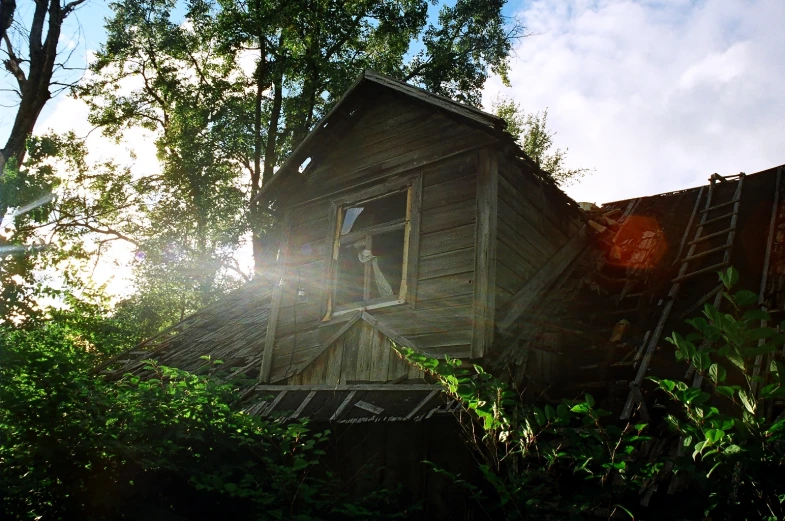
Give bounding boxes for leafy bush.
[0,320,403,521]
[402,267,785,520]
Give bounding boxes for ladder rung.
[700,200,738,214]
[682,244,731,263]
[702,211,736,226]
[688,226,735,245]
[672,261,730,283]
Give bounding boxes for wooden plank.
[414,293,473,310]
[271,328,322,361]
[496,241,537,282]
[498,157,578,236]
[330,390,357,420]
[290,390,317,419]
[320,335,344,386]
[495,261,527,297]
[472,148,499,358]
[423,344,472,358]
[422,173,476,210]
[416,273,474,302]
[405,390,439,420]
[365,71,502,130]
[418,248,475,281]
[317,122,478,191]
[275,301,323,336]
[339,321,360,384]
[320,129,496,195]
[341,115,456,166]
[369,330,391,382]
[354,400,384,415]
[408,364,424,380]
[419,224,475,258]
[498,225,587,334]
[260,214,292,383]
[494,284,515,309]
[497,219,549,271]
[373,305,473,336]
[292,312,361,378]
[422,152,476,187]
[497,199,558,259]
[355,321,375,381]
[288,216,329,249]
[261,391,287,417]
[403,174,422,305]
[407,330,473,349]
[420,198,475,235]
[289,199,330,226]
[361,311,416,349]
[386,347,410,381]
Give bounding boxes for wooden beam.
[296,311,362,372]
[354,400,384,415]
[360,311,416,349]
[405,390,439,420]
[290,390,317,419]
[404,172,423,306]
[472,148,499,358]
[259,216,292,383]
[498,225,587,335]
[261,391,288,418]
[330,390,357,420]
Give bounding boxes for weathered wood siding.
[493,154,581,313]
[265,94,495,382]
[301,91,496,195]
[285,321,424,385]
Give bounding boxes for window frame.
[323,175,422,319]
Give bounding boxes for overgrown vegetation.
[402,267,785,520]
[0,312,405,520]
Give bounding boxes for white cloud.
[486,0,785,204]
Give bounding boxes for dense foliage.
[0,313,405,520]
[402,268,785,520]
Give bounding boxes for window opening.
[332,190,409,311]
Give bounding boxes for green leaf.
[738,390,756,414]
[719,266,739,289]
[732,290,758,308]
[533,407,546,426]
[570,403,591,414]
[544,404,555,421]
[708,363,727,384]
[743,309,770,322]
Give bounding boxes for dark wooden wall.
[494,154,582,316]
[265,92,498,383]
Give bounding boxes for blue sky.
[4,0,785,206]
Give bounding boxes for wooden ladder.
[621,173,746,420]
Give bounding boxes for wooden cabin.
[100,70,785,516]
[249,70,583,404]
[101,71,785,425]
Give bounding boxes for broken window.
[329,189,411,313]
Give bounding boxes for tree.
[0,0,88,182]
[492,96,591,186]
[80,0,524,275]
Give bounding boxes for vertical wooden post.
[472,148,499,358]
[259,213,292,383]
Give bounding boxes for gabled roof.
[254,69,507,205]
